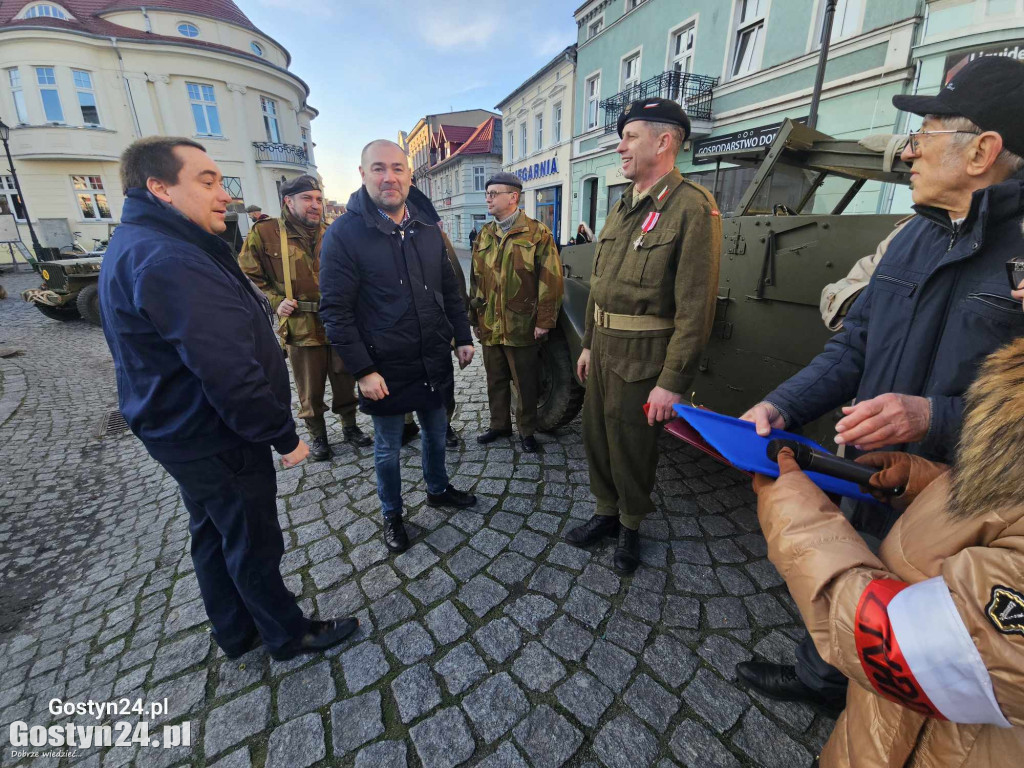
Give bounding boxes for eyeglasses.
[905,129,980,155]
[484,190,513,199]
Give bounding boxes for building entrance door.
[535,185,561,243]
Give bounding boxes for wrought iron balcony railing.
[599,70,718,135]
[252,142,309,165]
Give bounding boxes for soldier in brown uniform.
[566,98,721,573]
[471,172,563,452]
[238,175,372,461]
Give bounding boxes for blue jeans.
[372,406,449,517]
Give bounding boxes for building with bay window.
[0,0,319,258]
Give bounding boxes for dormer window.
[22,4,71,20]
[250,41,264,56]
[177,22,200,38]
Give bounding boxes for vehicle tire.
[76,283,102,326]
[34,302,80,321]
[529,327,586,433]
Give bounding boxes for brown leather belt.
[594,304,674,331]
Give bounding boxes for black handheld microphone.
[766,439,878,487]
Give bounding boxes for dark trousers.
[482,343,540,437]
[288,344,357,429]
[158,443,306,654]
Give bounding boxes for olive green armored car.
[536,119,913,444]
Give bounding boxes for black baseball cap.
[892,56,1024,157]
[617,97,691,142]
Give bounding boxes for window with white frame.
[519,122,527,158]
[535,114,543,150]
[186,83,221,136]
[507,129,514,162]
[585,73,601,130]
[731,0,767,78]
[587,17,603,39]
[8,69,28,124]
[71,175,111,220]
[473,166,485,191]
[625,0,647,12]
[300,127,311,160]
[23,4,69,19]
[621,52,641,91]
[815,0,863,44]
[0,176,25,220]
[553,103,562,143]
[72,69,100,126]
[36,66,64,123]
[261,96,280,143]
[670,24,696,75]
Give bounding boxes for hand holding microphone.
[765,439,904,497]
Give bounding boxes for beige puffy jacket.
[757,337,1024,767]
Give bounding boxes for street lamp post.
[0,117,44,259]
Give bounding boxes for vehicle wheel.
[34,302,80,321]
[520,327,585,433]
[76,283,102,326]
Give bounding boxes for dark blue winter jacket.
[99,189,299,462]
[767,179,1024,462]
[319,186,472,416]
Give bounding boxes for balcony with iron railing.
[252,142,309,166]
[599,70,718,135]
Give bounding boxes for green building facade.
[570,0,1024,235]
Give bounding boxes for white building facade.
[0,1,318,258]
[496,46,576,246]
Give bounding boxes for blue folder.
[672,404,877,504]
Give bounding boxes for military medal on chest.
[634,211,661,250]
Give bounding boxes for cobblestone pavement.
[0,270,833,768]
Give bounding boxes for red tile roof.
[431,117,502,172]
[436,125,477,144]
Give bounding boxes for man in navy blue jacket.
[736,57,1024,712]
[320,140,476,554]
[100,137,357,660]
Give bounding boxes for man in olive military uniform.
[471,172,563,452]
[566,98,722,573]
[239,175,372,460]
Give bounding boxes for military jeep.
[537,120,912,445]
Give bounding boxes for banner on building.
[692,119,805,165]
[944,41,1024,84]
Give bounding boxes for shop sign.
[514,157,559,183]
[693,122,786,165]
[943,41,1024,84]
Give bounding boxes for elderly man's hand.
[855,451,950,508]
[740,402,786,437]
[1012,277,1024,310]
[646,386,681,425]
[752,446,801,494]
[358,372,389,400]
[834,393,930,450]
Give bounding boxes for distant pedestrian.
[469,226,478,248]
[99,137,357,660]
[245,204,269,224]
[573,222,594,244]
[319,139,477,554]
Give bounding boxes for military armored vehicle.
[536,119,912,444]
[21,212,246,327]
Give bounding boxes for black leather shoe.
[445,424,459,448]
[402,421,420,446]
[613,526,641,574]
[476,428,512,444]
[308,434,332,461]
[384,515,409,553]
[220,630,261,659]
[735,662,845,715]
[520,435,539,453]
[343,424,373,447]
[268,618,359,661]
[427,484,477,508]
[565,514,619,547]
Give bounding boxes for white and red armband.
[854,576,1011,727]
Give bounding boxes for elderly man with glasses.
[735,56,1024,714]
[470,172,563,452]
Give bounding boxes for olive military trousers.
[482,343,540,437]
[287,344,357,431]
[583,329,667,530]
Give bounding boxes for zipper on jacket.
[968,292,1024,314]
[946,221,960,253]
[876,274,918,294]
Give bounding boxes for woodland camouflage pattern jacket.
[470,211,563,347]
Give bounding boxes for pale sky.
[239,0,581,204]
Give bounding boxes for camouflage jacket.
[238,215,327,346]
[470,211,563,347]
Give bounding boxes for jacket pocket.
[873,273,918,298]
[598,333,669,383]
[629,229,676,286]
[594,234,615,277]
[964,292,1024,326]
